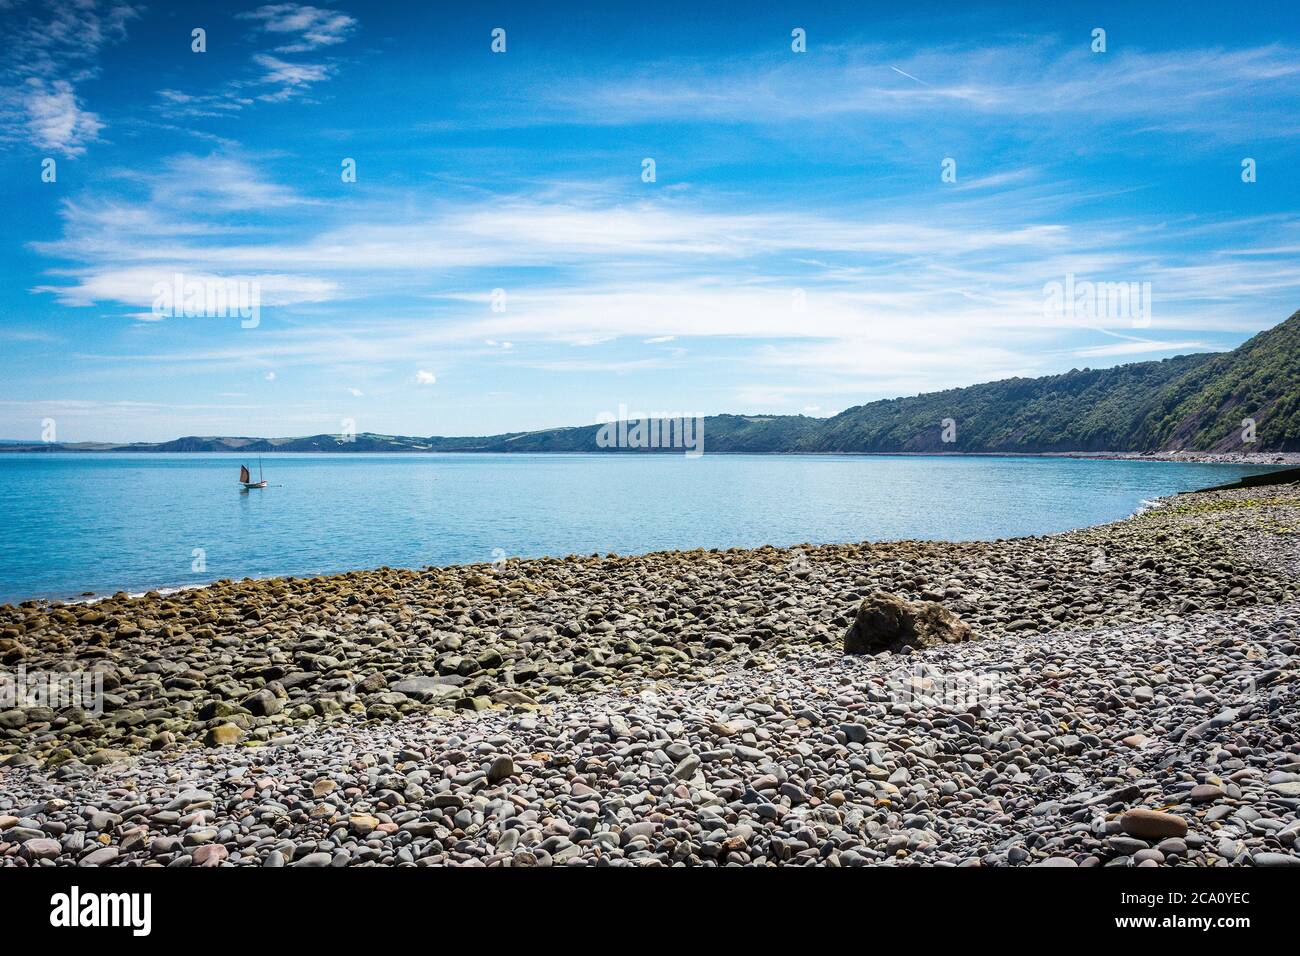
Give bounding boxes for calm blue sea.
[0,453,1280,604]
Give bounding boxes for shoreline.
[2,482,1299,867]
[1053,450,1300,465]
[4,456,1291,610]
[44,490,1163,608]
[4,445,1300,466]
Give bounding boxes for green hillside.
[1137,312,1300,451]
[7,309,1298,455]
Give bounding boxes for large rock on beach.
[0,482,1296,776]
[204,724,243,747]
[843,591,973,654]
[1120,808,1189,840]
[392,676,464,703]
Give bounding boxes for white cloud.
[415,369,436,385]
[531,42,1300,142]
[21,78,103,154]
[0,1,141,155]
[251,54,330,97]
[347,386,363,396]
[239,4,358,53]
[27,147,1300,404]
[39,191,1072,278]
[1071,339,1210,359]
[34,266,339,312]
[155,4,357,116]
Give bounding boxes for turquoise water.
[0,453,1280,604]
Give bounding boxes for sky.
[1,0,1298,443]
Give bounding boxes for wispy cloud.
[1071,339,1210,359]
[251,54,331,100]
[28,140,1300,407]
[19,78,104,154]
[10,23,1300,439]
[0,0,140,155]
[524,42,1300,141]
[35,265,338,314]
[157,3,358,117]
[238,4,358,53]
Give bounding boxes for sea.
[0,452,1282,604]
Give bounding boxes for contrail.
[890,66,931,87]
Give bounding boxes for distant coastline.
[4,307,1299,457]
[2,440,1298,466]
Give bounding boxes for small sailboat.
[239,458,268,490]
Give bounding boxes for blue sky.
[1,0,1299,442]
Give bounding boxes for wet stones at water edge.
[0,483,1296,768]
[1,482,1297,867]
[843,591,973,655]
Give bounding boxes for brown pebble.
[1120,808,1189,839]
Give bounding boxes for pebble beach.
[2,483,1299,867]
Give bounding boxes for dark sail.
[240,465,250,483]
